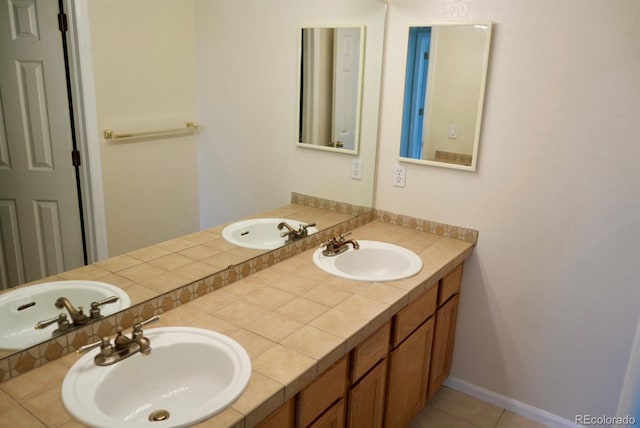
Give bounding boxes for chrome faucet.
[278,221,316,243]
[321,232,360,256]
[76,315,160,366]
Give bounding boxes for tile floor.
[410,387,549,428]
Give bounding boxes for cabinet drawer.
[392,285,437,346]
[439,263,463,306]
[255,398,295,428]
[298,356,348,427]
[308,399,345,428]
[350,321,390,383]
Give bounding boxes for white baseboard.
[444,377,582,428]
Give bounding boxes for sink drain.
[149,410,170,422]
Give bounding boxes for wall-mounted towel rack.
[103,121,199,141]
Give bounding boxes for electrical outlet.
[351,159,363,180]
[392,164,406,187]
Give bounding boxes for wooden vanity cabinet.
[384,285,437,428]
[255,398,295,428]
[347,322,390,428]
[297,356,348,427]
[427,264,463,400]
[308,399,345,428]
[385,318,434,428]
[253,262,465,428]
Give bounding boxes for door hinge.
[424,52,429,60]
[71,150,81,167]
[58,13,68,32]
[418,108,424,116]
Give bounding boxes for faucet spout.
[278,221,316,243]
[76,315,160,366]
[277,221,295,233]
[321,233,359,256]
[55,297,89,325]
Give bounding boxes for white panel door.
[332,28,361,151]
[0,0,84,289]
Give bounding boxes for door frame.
[64,0,108,261]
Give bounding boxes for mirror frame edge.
[397,21,493,172]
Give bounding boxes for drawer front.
[393,285,437,346]
[298,356,348,427]
[350,321,390,383]
[255,398,295,428]
[308,399,345,428]
[439,263,463,306]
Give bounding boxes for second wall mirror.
[297,26,365,154]
[399,22,492,171]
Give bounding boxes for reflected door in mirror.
[298,27,364,153]
[399,23,492,171]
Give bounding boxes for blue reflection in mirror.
[400,27,431,159]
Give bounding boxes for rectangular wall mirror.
[399,22,492,171]
[298,26,365,154]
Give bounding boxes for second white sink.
[0,280,130,350]
[62,327,251,428]
[222,218,318,250]
[313,240,423,282]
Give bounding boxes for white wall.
[375,0,640,422]
[195,0,386,229]
[88,0,200,256]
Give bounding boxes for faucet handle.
[140,314,160,327]
[132,315,160,334]
[338,231,352,240]
[34,313,69,330]
[320,231,351,246]
[131,316,159,346]
[89,296,120,319]
[76,336,111,355]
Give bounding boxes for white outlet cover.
[392,164,406,187]
[351,159,363,180]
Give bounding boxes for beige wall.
[195,0,385,228]
[88,0,200,256]
[87,0,384,254]
[375,0,640,421]
[424,25,487,159]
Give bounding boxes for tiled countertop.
[0,220,474,428]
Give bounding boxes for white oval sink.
[0,280,130,350]
[222,218,318,250]
[313,240,423,282]
[62,327,251,428]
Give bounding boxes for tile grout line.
[494,408,506,428]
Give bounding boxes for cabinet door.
[255,398,295,428]
[385,318,434,428]
[347,359,387,428]
[428,294,459,399]
[309,399,345,428]
[298,356,348,427]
